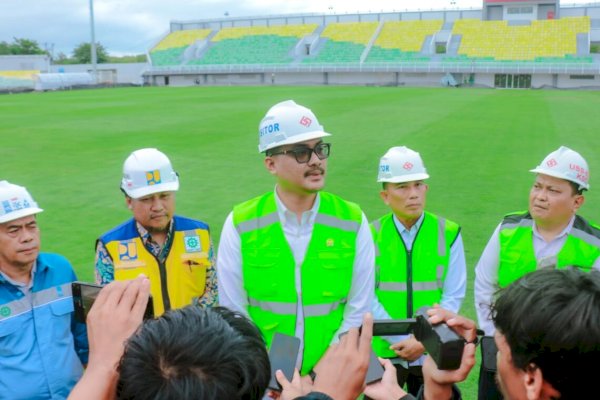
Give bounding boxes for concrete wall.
[149,70,600,90]
[49,63,147,85]
[0,55,50,72]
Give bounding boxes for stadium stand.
[303,22,379,63]
[141,2,600,89]
[188,24,317,65]
[366,20,443,63]
[453,16,591,62]
[150,29,212,66]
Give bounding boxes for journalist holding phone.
[0,181,89,399]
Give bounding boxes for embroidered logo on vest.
[118,240,138,261]
[184,235,202,253]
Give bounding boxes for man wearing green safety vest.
[475,145,600,400]
[370,146,467,397]
[217,100,375,376]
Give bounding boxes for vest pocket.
[244,247,282,269]
[178,256,209,298]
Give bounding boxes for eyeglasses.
[269,143,331,164]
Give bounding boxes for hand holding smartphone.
[267,332,301,391]
[72,281,154,323]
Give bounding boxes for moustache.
[304,167,325,177]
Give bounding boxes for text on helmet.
[260,123,280,137]
[570,164,589,183]
[2,198,31,214]
[380,165,390,173]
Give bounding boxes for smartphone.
[480,336,498,373]
[72,281,154,323]
[371,318,417,336]
[365,349,385,384]
[267,333,301,391]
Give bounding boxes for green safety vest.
[498,211,600,287]
[371,212,460,358]
[233,191,362,374]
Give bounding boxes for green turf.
[3,85,600,397]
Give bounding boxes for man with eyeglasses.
[217,100,375,378]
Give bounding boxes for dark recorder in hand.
[71,281,155,324]
[368,306,465,370]
[267,333,301,391]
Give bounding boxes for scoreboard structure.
[483,0,559,21]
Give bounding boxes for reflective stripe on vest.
[0,283,71,322]
[236,212,279,235]
[248,297,347,317]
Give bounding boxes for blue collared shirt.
[0,253,89,400]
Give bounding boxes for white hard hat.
[121,148,179,199]
[258,100,331,153]
[0,181,43,224]
[530,146,589,190]
[377,146,430,183]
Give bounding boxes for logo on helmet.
[546,159,558,168]
[300,116,312,127]
[146,170,161,186]
[403,162,414,170]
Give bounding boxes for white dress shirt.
[217,190,375,368]
[475,215,600,335]
[371,213,467,366]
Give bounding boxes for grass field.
[3,85,600,397]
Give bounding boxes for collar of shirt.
[135,219,174,258]
[532,215,575,243]
[0,261,37,291]
[274,187,321,227]
[392,212,425,246]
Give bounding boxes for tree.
[0,41,10,55]
[0,38,46,55]
[72,42,108,64]
[10,38,45,55]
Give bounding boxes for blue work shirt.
[0,253,89,400]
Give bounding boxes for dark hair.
[567,180,584,196]
[492,268,600,398]
[117,306,270,400]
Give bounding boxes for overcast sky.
[0,0,589,56]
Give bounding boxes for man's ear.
[379,190,389,206]
[573,194,584,212]
[125,196,133,210]
[264,156,277,176]
[523,363,560,400]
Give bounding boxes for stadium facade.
[142,1,600,89]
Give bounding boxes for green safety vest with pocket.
[498,211,600,287]
[371,212,460,358]
[234,191,362,374]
